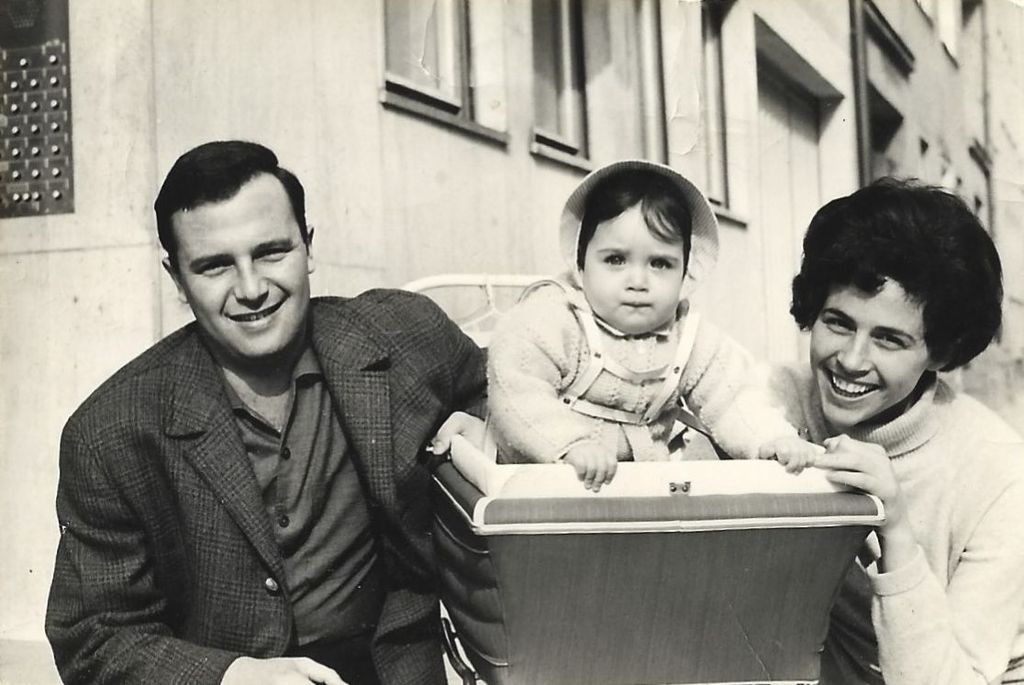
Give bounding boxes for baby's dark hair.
[577,169,692,270]
[791,177,1002,371]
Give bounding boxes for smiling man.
[45,141,486,685]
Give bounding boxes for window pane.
[702,2,727,204]
[470,0,508,131]
[532,0,585,152]
[385,0,463,105]
[583,0,647,160]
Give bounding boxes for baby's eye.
[604,254,625,266]
[650,258,674,270]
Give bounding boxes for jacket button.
[264,577,280,594]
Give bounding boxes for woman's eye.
[875,335,906,350]
[823,317,852,334]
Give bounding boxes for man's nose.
[233,263,268,303]
[837,334,871,373]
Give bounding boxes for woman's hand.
[814,434,917,572]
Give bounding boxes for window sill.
[711,203,748,230]
[380,87,509,147]
[530,139,593,174]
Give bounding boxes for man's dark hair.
[791,177,1002,371]
[577,169,693,271]
[155,140,308,266]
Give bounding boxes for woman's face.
[809,279,942,433]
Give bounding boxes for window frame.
[380,0,509,145]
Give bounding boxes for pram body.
[433,440,883,685]
[404,274,884,684]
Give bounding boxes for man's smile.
[228,299,283,323]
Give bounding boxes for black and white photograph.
[2,1,1023,683]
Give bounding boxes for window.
[701,1,728,206]
[531,0,665,165]
[383,0,507,138]
[532,0,587,156]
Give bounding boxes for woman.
[770,177,1024,684]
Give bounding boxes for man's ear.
[161,257,189,303]
[306,227,316,275]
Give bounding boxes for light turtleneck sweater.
[769,364,1024,685]
[487,284,797,464]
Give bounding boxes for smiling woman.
[767,178,1024,685]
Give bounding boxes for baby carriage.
[405,275,884,685]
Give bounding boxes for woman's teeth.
[830,372,875,397]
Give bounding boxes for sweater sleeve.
[487,288,607,463]
[869,462,1024,685]
[678,316,798,458]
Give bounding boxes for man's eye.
[198,264,231,277]
[257,248,289,262]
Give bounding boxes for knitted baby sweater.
[487,284,795,463]
[769,365,1024,685]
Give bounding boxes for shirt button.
[281,447,291,460]
[264,577,280,594]
[277,514,290,528]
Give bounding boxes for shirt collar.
[222,345,323,412]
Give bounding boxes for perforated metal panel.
[1,0,73,218]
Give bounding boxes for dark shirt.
[225,349,384,645]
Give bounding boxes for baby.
[487,160,818,490]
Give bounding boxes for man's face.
[163,173,314,374]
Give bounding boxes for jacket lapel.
[310,303,397,512]
[162,332,284,579]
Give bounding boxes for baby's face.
[580,204,686,335]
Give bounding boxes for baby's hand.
[563,443,618,492]
[758,436,825,474]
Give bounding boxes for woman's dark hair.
[155,140,308,267]
[577,169,692,270]
[791,177,1002,370]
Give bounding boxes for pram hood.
[558,159,720,301]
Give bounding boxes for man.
[45,141,486,685]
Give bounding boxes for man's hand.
[563,443,618,492]
[758,436,826,474]
[431,411,487,455]
[221,656,347,685]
